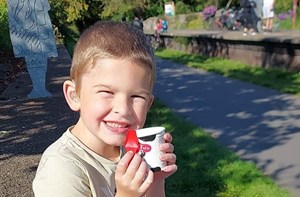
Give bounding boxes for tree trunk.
[292,0,298,29]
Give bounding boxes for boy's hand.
[115,151,154,197]
[155,132,178,181]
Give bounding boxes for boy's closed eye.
[99,90,113,94]
[98,90,114,98]
[131,95,146,100]
[97,91,148,102]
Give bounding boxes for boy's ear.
[147,95,154,111]
[63,80,80,111]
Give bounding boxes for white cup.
[136,126,166,172]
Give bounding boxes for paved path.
[154,58,300,196]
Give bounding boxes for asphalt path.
[154,58,300,196]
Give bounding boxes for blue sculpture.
[7,0,58,98]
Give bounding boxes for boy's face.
[69,58,153,147]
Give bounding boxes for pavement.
[1,31,300,196]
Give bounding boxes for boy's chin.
[106,138,125,147]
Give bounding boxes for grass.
[155,49,300,97]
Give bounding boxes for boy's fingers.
[160,143,174,152]
[163,132,173,143]
[116,151,134,175]
[125,154,143,179]
[132,160,148,185]
[160,153,176,164]
[139,169,154,192]
[162,164,178,173]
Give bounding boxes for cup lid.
[136,126,165,138]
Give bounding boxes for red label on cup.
[124,130,140,154]
[140,144,152,152]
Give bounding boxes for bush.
[175,1,192,15]
[277,9,300,30]
[0,0,12,55]
[187,14,204,29]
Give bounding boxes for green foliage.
[49,0,88,23]
[59,23,80,57]
[164,12,203,30]
[277,9,300,30]
[174,36,190,45]
[187,16,204,29]
[65,1,89,22]
[144,1,164,18]
[172,15,187,29]
[101,0,137,19]
[49,0,103,32]
[275,0,293,12]
[185,13,204,29]
[175,1,192,14]
[0,0,12,54]
[185,13,198,21]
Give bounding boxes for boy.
[32,21,177,197]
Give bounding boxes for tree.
[49,0,88,23]
[292,0,298,29]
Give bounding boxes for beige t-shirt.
[33,127,123,197]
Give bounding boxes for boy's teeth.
[106,122,126,128]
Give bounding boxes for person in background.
[239,0,259,36]
[33,21,177,197]
[251,0,264,32]
[262,0,275,33]
[161,19,168,32]
[154,19,163,41]
[132,16,144,32]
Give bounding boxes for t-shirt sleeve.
[33,156,91,197]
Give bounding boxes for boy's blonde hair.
[71,20,156,94]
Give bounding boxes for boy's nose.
[113,97,132,116]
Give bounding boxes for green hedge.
[0,0,12,54]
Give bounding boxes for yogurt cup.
[136,126,166,172]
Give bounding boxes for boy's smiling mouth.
[105,121,130,129]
